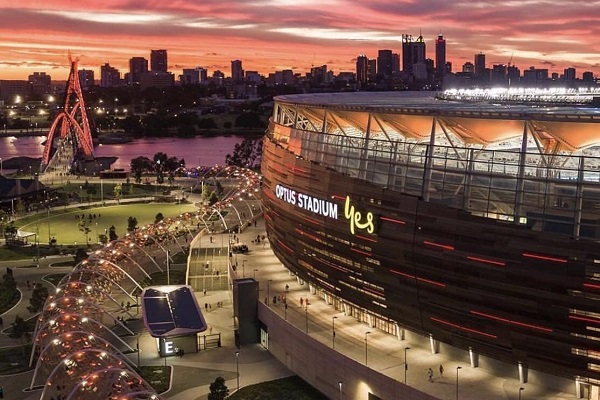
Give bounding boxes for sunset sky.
[1,0,600,81]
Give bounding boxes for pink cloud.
[0,1,599,80]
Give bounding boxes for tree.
[130,156,153,184]
[77,219,92,246]
[127,216,138,232]
[234,112,265,129]
[208,376,229,400]
[28,284,49,313]
[108,225,118,241]
[9,315,31,344]
[155,213,164,223]
[225,137,263,169]
[74,247,89,264]
[113,183,122,203]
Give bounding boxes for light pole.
[235,351,240,391]
[166,249,170,285]
[519,387,524,400]
[253,268,258,280]
[267,280,272,306]
[242,259,246,278]
[365,331,371,366]
[456,366,462,400]
[338,381,343,400]
[404,346,410,384]
[332,316,338,349]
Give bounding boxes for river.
[0,135,247,170]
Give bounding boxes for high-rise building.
[356,55,368,85]
[181,69,200,85]
[150,50,168,73]
[231,60,244,82]
[435,34,446,78]
[377,50,393,78]
[100,63,121,88]
[78,69,94,90]
[367,59,377,82]
[583,71,595,83]
[129,57,148,85]
[402,33,426,80]
[28,72,51,96]
[563,67,576,81]
[474,52,486,77]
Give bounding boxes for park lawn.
[16,203,197,246]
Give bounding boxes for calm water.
[0,135,246,170]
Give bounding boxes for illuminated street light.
[332,316,338,349]
[404,347,410,384]
[456,366,462,400]
[235,351,240,391]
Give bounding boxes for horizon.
[1,1,600,80]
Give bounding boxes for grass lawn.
[227,376,327,400]
[0,344,33,374]
[15,203,197,246]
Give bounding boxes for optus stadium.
[261,89,600,396]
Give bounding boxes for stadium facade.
[261,90,600,394]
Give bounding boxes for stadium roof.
[274,92,600,152]
[142,285,207,338]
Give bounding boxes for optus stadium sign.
[274,184,376,235]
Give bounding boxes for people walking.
[428,367,434,382]
[439,364,444,378]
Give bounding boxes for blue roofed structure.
[142,285,207,338]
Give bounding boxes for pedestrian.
[205,303,208,311]
[300,297,304,306]
[439,364,444,378]
[428,367,434,382]
[209,326,213,334]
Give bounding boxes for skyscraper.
[377,50,393,78]
[435,34,446,77]
[100,63,121,87]
[150,50,168,73]
[356,54,368,85]
[78,69,94,90]
[231,60,244,82]
[402,33,426,81]
[129,57,148,85]
[474,52,486,77]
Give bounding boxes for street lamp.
[365,331,371,366]
[519,387,524,400]
[242,259,246,278]
[404,347,410,384]
[456,366,462,400]
[253,268,258,280]
[235,351,240,391]
[332,316,338,349]
[338,381,343,400]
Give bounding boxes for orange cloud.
[0,1,599,80]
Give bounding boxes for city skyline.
[1,1,600,80]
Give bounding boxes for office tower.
[129,57,148,85]
[462,62,475,74]
[435,34,446,77]
[507,65,520,86]
[28,72,51,96]
[367,59,377,82]
[181,69,200,85]
[392,53,400,73]
[377,50,393,78]
[245,71,262,85]
[78,69,94,90]
[583,71,594,82]
[474,52,486,77]
[310,65,328,85]
[231,60,244,82]
[150,50,168,72]
[402,33,426,79]
[491,64,507,85]
[100,63,121,87]
[356,55,368,85]
[563,67,576,81]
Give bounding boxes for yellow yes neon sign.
[344,196,375,235]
